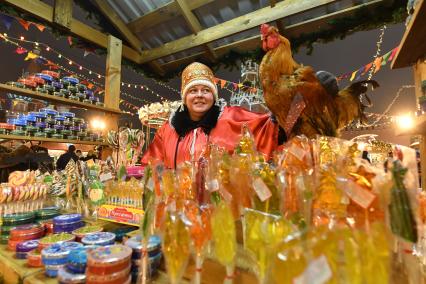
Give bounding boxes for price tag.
[345,179,376,209]
[252,177,272,202]
[208,179,219,192]
[293,255,332,284]
[100,172,113,182]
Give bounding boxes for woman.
[141,62,285,168]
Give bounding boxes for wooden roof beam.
[3,0,141,64]
[93,0,164,75]
[175,0,217,62]
[140,0,340,63]
[161,0,385,71]
[127,0,214,34]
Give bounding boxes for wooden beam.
[161,0,384,70]
[140,0,339,63]
[127,0,214,34]
[94,0,142,51]
[3,0,141,64]
[53,0,73,29]
[104,35,122,131]
[175,0,217,61]
[391,0,426,69]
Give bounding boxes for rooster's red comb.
[260,24,270,35]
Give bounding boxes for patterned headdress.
[181,62,218,104]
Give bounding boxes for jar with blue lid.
[35,73,53,84]
[15,239,40,259]
[125,235,161,259]
[35,112,47,123]
[82,232,116,246]
[68,85,78,94]
[42,243,72,266]
[63,77,79,85]
[55,116,65,125]
[26,115,37,127]
[40,108,58,117]
[13,119,27,131]
[53,214,82,224]
[35,121,47,130]
[58,266,86,284]
[53,214,83,233]
[52,81,63,91]
[66,245,99,273]
[44,85,55,95]
[60,89,70,98]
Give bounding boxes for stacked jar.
[61,112,75,139]
[0,123,15,135]
[53,214,84,234]
[41,242,83,277]
[86,245,132,284]
[0,212,36,244]
[125,235,162,281]
[25,113,38,136]
[8,223,45,251]
[10,117,27,136]
[73,117,86,140]
[62,77,79,101]
[81,232,116,246]
[34,112,47,138]
[40,108,58,138]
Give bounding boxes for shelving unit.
[0,134,108,146]
[0,84,122,115]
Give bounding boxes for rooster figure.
[259,24,379,138]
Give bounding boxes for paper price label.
[252,177,272,202]
[100,172,113,182]
[293,255,332,284]
[345,179,376,209]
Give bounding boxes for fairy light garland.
[367,25,386,80]
[0,33,170,102]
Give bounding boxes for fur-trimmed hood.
[170,105,221,137]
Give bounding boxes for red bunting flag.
[34,23,45,32]
[233,83,237,90]
[18,19,30,30]
[220,79,226,89]
[15,47,27,54]
[67,36,73,46]
[388,47,399,62]
[373,57,383,73]
[362,62,373,75]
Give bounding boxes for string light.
[45,47,49,51]
[367,25,386,80]
[68,60,72,65]
[19,36,24,40]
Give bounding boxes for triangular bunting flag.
[24,51,39,61]
[355,67,363,81]
[0,14,14,30]
[15,47,27,54]
[233,83,237,90]
[373,57,382,73]
[34,23,45,32]
[220,80,226,89]
[381,51,392,66]
[213,77,219,84]
[18,19,30,30]
[350,70,358,81]
[388,47,399,62]
[67,36,73,46]
[237,83,243,88]
[362,62,373,75]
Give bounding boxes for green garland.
[0,0,407,80]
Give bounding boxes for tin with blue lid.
[125,235,161,258]
[82,232,116,246]
[52,81,63,90]
[54,214,82,225]
[58,266,86,284]
[60,112,75,118]
[42,244,71,266]
[53,221,84,234]
[66,245,99,273]
[45,264,64,277]
[40,108,58,116]
[35,73,52,82]
[63,77,79,85]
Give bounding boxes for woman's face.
[185,84,214,121]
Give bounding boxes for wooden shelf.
[0,134,109,146]
[392,0,426,69]
[395,114,426,136]
[0,83,122,115]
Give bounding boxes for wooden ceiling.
[3,0,399,76]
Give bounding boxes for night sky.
[0,14,415,137]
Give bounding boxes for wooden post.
[414,60,426,190]
[53,0,73,29]
[103,35,122,159]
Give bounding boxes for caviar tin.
[25,75,44,86]
[36,207,61,220]
[86,265,131,284]
[52,81,63,91]
[18,78,37,89]
[87,245,132,275]
[2,212,35,226]
[15,239,40,259]
[55,115,65,124]
[53,91,65,98]
[61,112,75,118]
[9,224,44,245]
[125,235,161,259]
[72,225,103,241]
[44,84,55,94]
[34,132,48,138]
[42,242,82,266]
[82,232,115,246]
[35,112,47,121]
[42,70,59,79]
[63,77,79,85]
[54,221,84,234]
[58,266,86,284]
[40,108,58,117]
[27,249,43,267]
[39,233,76,250]
[45,264,64,277]
[68,86,78,94]
[35,73,53,83]
[66,245,99,274]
